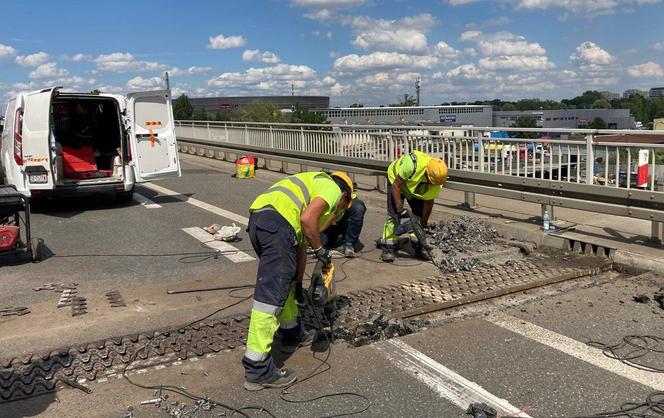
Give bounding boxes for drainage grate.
[0,256,610,403]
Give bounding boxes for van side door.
[125,90,180,182]
[21,88,56,190]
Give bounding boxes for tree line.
[172,94,327,124]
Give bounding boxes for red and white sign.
[637,149,649,188]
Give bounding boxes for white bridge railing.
[175,120,664,192]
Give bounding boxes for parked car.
[0,87,180,200]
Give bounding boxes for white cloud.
[188,66,213,74]
[446,63,490,80]
[333,52,439,73]
[570,41,613,65]
[448,0,662,15]
[94,52,168,73]
[242,49,281,64]
[207,34,247,49]
[0,44,16,60]
[15,52,49,67]
[352,29,428,53]
[654,42,664,51]
[345,14,437,54]
[460,31,546,56]
[434,41,461,59]
[208,64,317,89]
[478,55,555,71]
[72,53,93,62]
[127,76,163,90]
[29,63,69,79]
[627,62,664,77]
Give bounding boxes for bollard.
[462,192,477,209]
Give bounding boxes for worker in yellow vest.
[243,172,353,391]
[380,150,448,262]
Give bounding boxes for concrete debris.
[163,399,214,418]
[71,297,88,317]
[334,315,429,347]
[426,217,501,273]
[0,306,30,317]
[105,290,127,308]
[466,402,497,418]
[57,288,78,308]
[633,295,651,304]
[654,288,664,310]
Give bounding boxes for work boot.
[413,244,432,261]
[381,245,395,262]
[244,368,297,391]
[343,244,356,258]
[280,328,316,353]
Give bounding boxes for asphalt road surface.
[1,154,663,418]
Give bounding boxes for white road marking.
[133,193,162,209]
[182,227,255,264]
[488,314,664,391]
[143,183,249,226]
[375,339,531,417]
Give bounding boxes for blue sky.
[1,0,663,106]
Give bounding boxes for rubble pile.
[334,315,429,347]
[426,217,501,273]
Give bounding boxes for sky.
[1,0,663,106]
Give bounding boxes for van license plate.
[29,173,48,184]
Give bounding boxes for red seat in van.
[62,146,98,179]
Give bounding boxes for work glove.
[314,246,332,265]
[396,206,410,219]
[295,281,304,304]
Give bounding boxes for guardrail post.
[269,125,274,149]
[478,135,485,173]
[300,127,306,152]
[224,123,229,142]
[651,184,664,245]
[206,122,210,140]
[192,122,196,139]
[585,134,594,185]
[244,124,249,145]
[463,192,477,209]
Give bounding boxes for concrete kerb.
[177,151,664,276]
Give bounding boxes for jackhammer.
[393,213,436,264]
[301,259,338,333]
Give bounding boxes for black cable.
[121,289,278,417]
[279,292,371,417]
[587,335,664,373]
[571,391,664,417]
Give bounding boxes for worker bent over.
[321,172,366,258]
[380,150,447,262]
[243,171,353,390]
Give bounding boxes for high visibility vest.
[387,150,442,200]
[249,172,339,243]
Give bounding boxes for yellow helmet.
[330,171,355,204]
[426,158,448,186]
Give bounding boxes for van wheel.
[117,190,135,204]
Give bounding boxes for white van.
[0,87,180,201]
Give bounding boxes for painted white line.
[143,183,249,226]
[133,193,162,209]
[375,339,531,417]
[488,315,664,391]
[182,227,255,264]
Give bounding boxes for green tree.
[510,116,538,138]
[592,98,611,109]
[173,94,194,120]
[501,103,517,111]
[289,103,328,125]
[390,94,416,107]
[89,89,101,95]
[588,117,607,129]
[192,107,208,121]
[349,103,364,108]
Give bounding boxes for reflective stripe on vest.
[264,175,312,210]
[253,300,282,316]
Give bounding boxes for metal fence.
[175,120,664,192]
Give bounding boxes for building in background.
[188,96,329,115]
[649,87,664,99]
[599,91,620,101]
[623,89,649,99]
[317,105,492,126]
[492,109,634,129]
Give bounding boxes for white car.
[0,87,180,200]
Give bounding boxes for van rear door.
[126,90,180,182]
[22,88,56,190]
